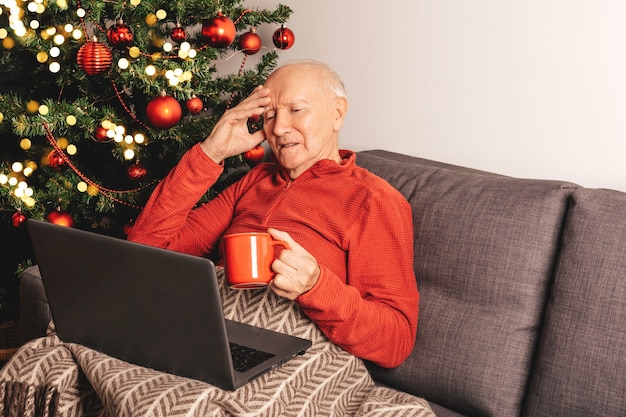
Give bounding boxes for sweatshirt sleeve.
[296,186,419,368]
[128,143,233,256]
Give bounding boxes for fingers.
[267,228,298,250]
[235,86,270,117]
[267,228,321,300]
[200,86,270,162]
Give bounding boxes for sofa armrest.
[19,266,51,343]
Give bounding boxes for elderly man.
[128,60,419,368]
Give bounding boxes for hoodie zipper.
[262,179,292,225]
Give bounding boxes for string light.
[20,138,31,150]
[49,62,60,73]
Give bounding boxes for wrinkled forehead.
[264,67,327,107]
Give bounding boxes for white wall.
[242,0,626,191]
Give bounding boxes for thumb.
[267,228,299,251]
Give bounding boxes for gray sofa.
[19,149,626,417]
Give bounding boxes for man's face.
[262,65,347,179]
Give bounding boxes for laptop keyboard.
[229,342,276,373]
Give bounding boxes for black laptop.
[27,219,311,390]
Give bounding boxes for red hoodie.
[129,144,419,368]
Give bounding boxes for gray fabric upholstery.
[357,150,577,417]
[19,266,51,343]
[523,188,626,417]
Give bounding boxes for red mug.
[222,232,290,289]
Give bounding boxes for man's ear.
[333,96,348,131]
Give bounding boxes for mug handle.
[270,240,290,251]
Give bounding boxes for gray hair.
[272,59,347,99]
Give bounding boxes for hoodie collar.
[275,150,356,181]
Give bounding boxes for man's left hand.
[267,228,320,300]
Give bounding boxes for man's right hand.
[200,86,271,164]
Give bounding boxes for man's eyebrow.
[263,99,309,112]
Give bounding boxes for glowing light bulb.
[124,149,135,160]
[129,46,141,58]
[57,137,69,149]
[20,138,32,150]
[49,62,61,73]
[24,197,36,208]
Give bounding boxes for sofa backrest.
[357,150,577,417]
[523,188,626,417]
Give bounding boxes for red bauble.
[94,126,109,142]
[239,29,262,55]
[48,149,66,169]
[123,221,134,236]
[46,210,74,227]
[186,95,203,114]
[272,25,295,50]
[171,24,186,43]
[243,145,265,166]
[127,161,147,181]
[146,92,182,129]
[11,211,28,228]
[107,20,134,48]
[77,38,112,76]
[202,12,236,48]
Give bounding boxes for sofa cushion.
[523,188,626,417]
[357,150,577,417]
[19,265,52,342]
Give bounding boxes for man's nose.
[272,111,290,136]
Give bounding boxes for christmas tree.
[0,0,294,320]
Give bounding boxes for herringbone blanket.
[0,270,434,417]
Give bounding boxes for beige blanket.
[0,270,434,417]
